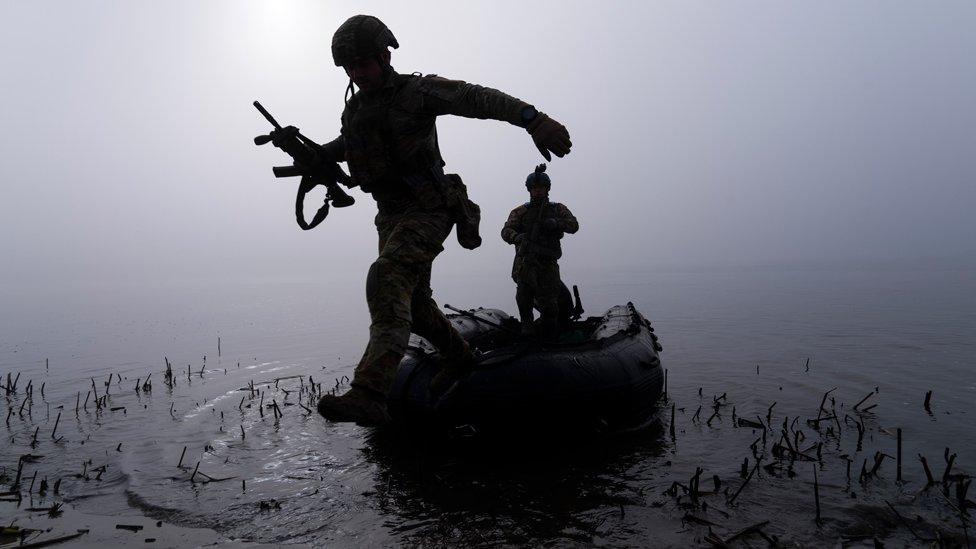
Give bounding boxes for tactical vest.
[516,201,565,261]
[341,73,443,195]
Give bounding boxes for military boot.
[317,386,391,427]
[516,293,537,338]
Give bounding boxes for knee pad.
[366,257,393,301]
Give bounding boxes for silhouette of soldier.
[292,15,572,426]
[501,165,579,339]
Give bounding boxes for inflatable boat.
[387,302,664,436]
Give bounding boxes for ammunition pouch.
[442,173,482,250]
[398,167,481,249]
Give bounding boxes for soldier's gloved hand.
[270,126,311,159]
[270,126,300,148]
[542,218,559,231]
[271,126,318,166]
[526,113,572,161]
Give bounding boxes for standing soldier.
[282,15,572,426]
[501,164,579,339]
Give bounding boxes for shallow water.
[2,265,975,546]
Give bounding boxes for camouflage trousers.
[352,203,471,395]
[513,257,562,335]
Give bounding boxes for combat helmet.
[525,164,551,189]
[331,15,399,67]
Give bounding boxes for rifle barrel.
[253,101,282,130]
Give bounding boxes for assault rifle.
[517,199,561,262]
[252,101,354,230]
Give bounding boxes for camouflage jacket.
[319,71,531,201]
[501,200,579,261]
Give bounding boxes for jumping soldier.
[501,164,579,339]
[281,15,572,426]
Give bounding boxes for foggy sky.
[2,1,975,294]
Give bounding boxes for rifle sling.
[295,176,331,230]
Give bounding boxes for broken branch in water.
[50,412,60,440]
[897,428,903,482]
[738,418,763,429]
[853,390,874,411]
[816,387,837,421]
[196,471,237,483]
[689,467,703,507]
[919,454,936,486]
[813,463,822,524]
[15,530,89,547]
[728,456,763,505]
[868,452,889,477]
[885,499,936,542]
[706,410,720,426]
[942,450,957,486]
[806,415,837,429]
[670,402,676,440]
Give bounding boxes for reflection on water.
[1,266,974,546]
[359,426,669,546]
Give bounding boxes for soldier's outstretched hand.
[527,113,572,161]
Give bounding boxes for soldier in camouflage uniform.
[301,15,572,426]
[501,165,579,339]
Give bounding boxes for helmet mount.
[525,163,551,190]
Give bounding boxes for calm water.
[2,265,975,546]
